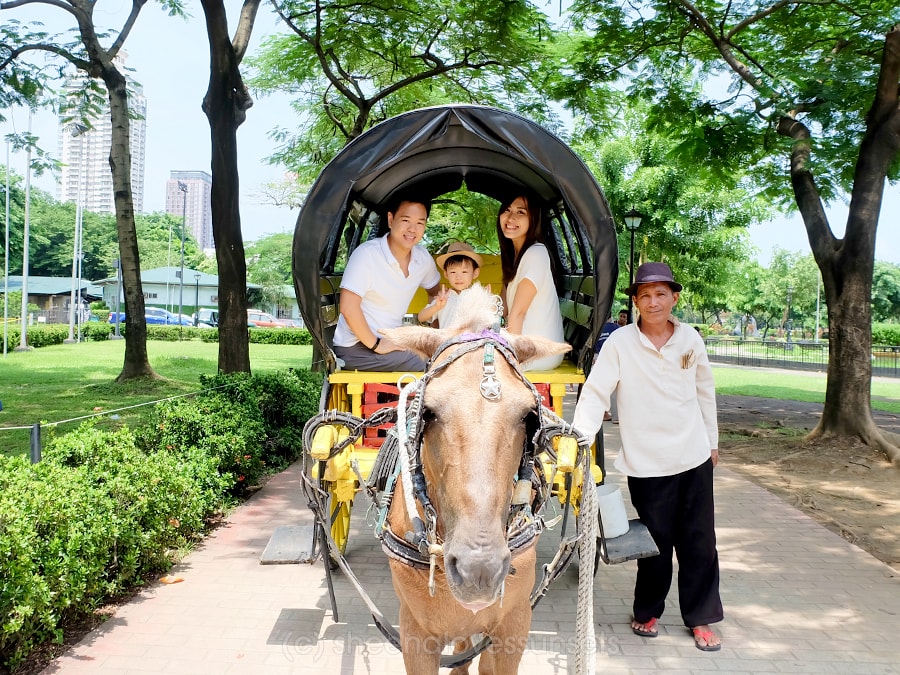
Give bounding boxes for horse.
[379,285,571,674]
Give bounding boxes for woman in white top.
[496,194,565,371]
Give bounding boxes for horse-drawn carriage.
[292,105,656,672]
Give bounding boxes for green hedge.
[0,369,323,671]
[873,323,900,347]
[0,425,228,671]
[1,324,314,347]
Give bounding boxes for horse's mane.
[444,285,502,333]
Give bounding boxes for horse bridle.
[380,327,547,579]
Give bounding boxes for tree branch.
[232,0,262,62]
[676,0,780,100]
[109,0,149,60]
[726,0,795,41]
[776,114,836,259]
[869,24,900,124]
[0,41,89,72]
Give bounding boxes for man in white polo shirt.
[332,196,442,371]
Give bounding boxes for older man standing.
[573,262,723,652]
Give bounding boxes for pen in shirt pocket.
[681,350,695,369]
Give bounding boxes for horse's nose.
[444,543,510,605]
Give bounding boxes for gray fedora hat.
[623,261,683,296]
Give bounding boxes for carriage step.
[260,525,316,564]
[598,519,659,565]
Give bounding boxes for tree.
[0,0,187,381]
[246,232,291,310]
[569,1,900,460]
[199,0,261,374]
[872,261,900,323]
[570,109,764,316]
[252,0,558,180]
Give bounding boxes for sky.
[3,1,898,266]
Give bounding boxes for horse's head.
[382,286,570,611]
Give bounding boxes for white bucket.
[595,483,629,538]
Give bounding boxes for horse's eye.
[421,407,437,424]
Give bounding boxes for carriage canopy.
[292,104,619,371]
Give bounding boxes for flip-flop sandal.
[631,617,658,637]
[691,627,721,651]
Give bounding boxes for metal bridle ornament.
[479,342,502,400]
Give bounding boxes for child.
[418,242,482,328]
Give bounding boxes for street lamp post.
[623,208,643,323]
[4,140,11,356]
[786,283,794,349]
[65,125,88,344]
[16,110,33,352]
[194,274,200,323]
[177,181,188,337]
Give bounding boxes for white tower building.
[166,171,214,251]
[57,58,147,215]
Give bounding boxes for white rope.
[574,451,597,674]
[395,375,422,527]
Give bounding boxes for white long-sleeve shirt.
[572,318,718,478]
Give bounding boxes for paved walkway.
[43,396,900,674]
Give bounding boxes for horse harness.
[299,327,591,669]
[378,328,548,578]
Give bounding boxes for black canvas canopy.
[292,104,618,370]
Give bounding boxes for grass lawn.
[713,365,900,414]
[0,340,313,457]
[3,342,898,457]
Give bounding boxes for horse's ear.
[381,325,454,360]
[505,334,571,367]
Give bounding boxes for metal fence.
[704,337,900,378]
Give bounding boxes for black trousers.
[627,458,724,627]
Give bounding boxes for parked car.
[194,308,219,327]
[247,309,289,328]
[109,308,193,326]
[146,307,193,326]
[281,318,306,329]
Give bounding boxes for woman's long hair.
[496,193,544,285]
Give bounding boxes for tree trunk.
[105,65,156,381]
[785,27,900,464]
[200,0,258,374]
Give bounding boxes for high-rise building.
[57,57,147,215]
[165,171,214,251]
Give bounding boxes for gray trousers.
[333,342,426,372]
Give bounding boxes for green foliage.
[426,185,503,255]
[568,0,900,200]
[0,324,315,349]
[139,393,268,493]
[0,422,226,670]
[872,262,900,323]
[251,0,559,180]
[0,365,323,669]
[198,369,323,473]
[0,168,204,280]
[570,108,765,314]
[248,327,313,346]
[872,324,900,347]
[139,370,322,491]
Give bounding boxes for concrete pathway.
[42,398,900,674]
